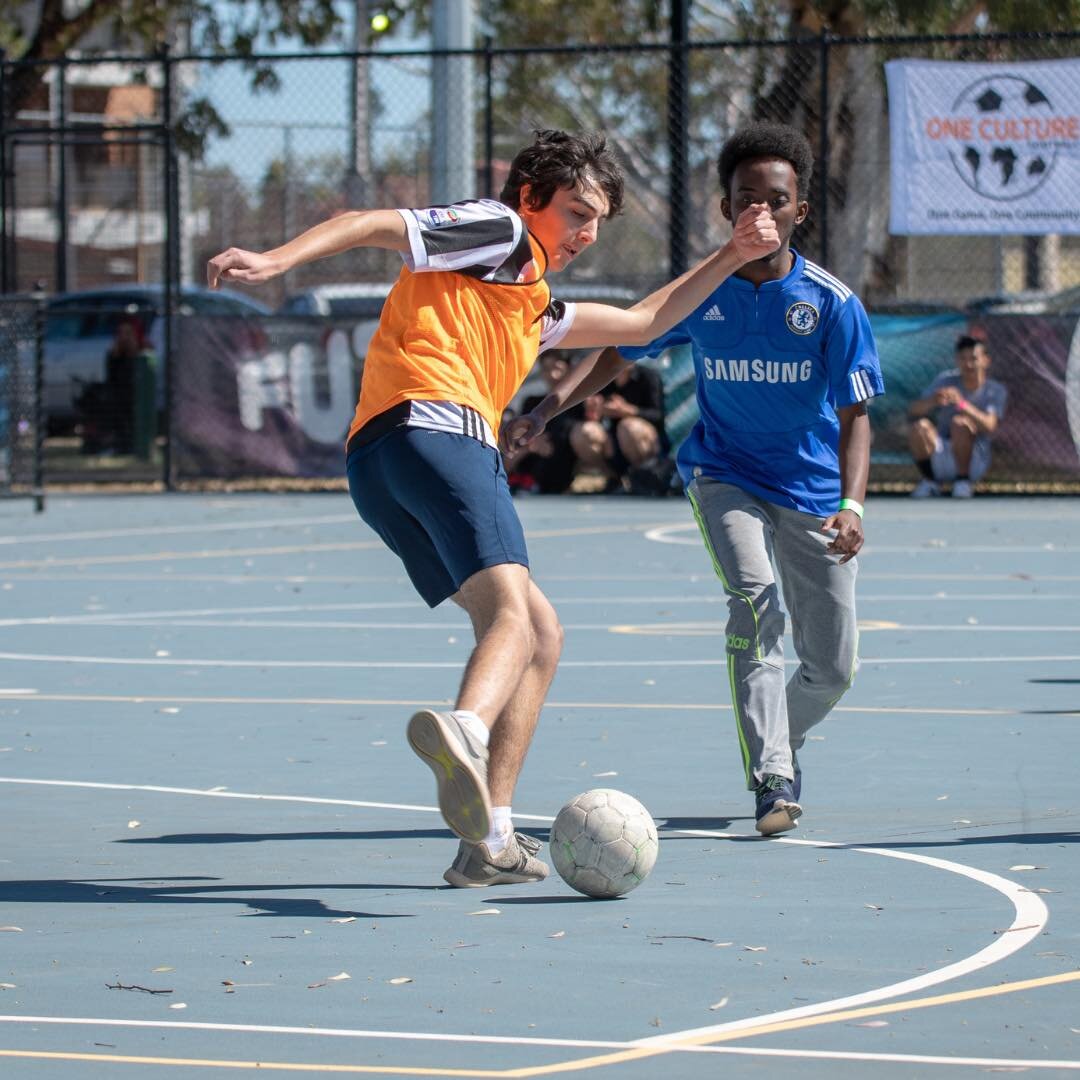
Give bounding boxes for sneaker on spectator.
[951,478,974,498]
[443,831,549,888]
[407,710,491,843]
[911,478,941,499]
[755,774,802,836]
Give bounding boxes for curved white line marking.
[634,830,1048,1048]
[645,522,1080,555]
[0,775,1050,1055]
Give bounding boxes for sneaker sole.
[407,710,491,843]
[442,866,548,888]
[756,800,803,836]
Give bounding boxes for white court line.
[0,777,1053,1063]
[3,650,1080,668]
[4,617,1079,633]
[645,522,1080,554]
[0,514,358,547]
[0,1017,1077,1070]
[633,831,1048,1049]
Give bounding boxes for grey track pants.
[687,477,860,790]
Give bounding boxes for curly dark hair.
[717,122,814,201]
[500,130,624,218]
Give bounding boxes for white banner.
[886,58,1080,235]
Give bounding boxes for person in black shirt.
[569,361,669,491]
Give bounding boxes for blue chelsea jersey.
[619,250,884,517]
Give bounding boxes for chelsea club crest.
[785,301,819,335]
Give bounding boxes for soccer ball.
[550,789,659,899]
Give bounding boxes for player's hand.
[731,203,780,263]
[500,410,547,453]
[603,394,636,420]
[206,248,281,289]
[821,509,863,564]
[934,386,961,407]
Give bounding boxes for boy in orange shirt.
[207,130,778,887]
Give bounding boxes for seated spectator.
[77,318,156,456]
[907,334,1007,499]
[569,360,671,493]
[503,350,582,494]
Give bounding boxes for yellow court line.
[0,692,1037,717]
[3,971,1077,1077]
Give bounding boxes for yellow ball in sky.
[370,12,390,33]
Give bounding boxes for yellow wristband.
[838,498,864,519]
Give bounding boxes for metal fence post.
[0,49,8,295]
[483,35,494,198]
[161,45,176,490]
[668,0,690,279]
[818,29,830,269]
[32,289,46,512]
[56,56,68,293]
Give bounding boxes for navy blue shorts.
[347,427,529,608]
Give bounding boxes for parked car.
[277,282,396,320]
[43,284,271,431]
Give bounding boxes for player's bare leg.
[437,570,560,887]
[482,579,562,805]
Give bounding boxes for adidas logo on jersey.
[702,305,725,321]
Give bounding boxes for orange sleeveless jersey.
[347,238,553,444]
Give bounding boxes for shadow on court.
[0,877,432,917]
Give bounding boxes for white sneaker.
[406,710,491,842]
[911,478,941,499]
[951,479,973,498]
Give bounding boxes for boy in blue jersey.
[504,122,884,835]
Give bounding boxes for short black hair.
[717,122,814,200]
[501,130,624,218]
[955,334,987,352]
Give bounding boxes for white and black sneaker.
[443,831,549,888]
[406,710,491,843]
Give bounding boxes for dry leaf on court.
[743,945,767,952]
[1009,865,1042,871]
[864,903,883,911]
[152,966,174,973]
[469,909,500,916]
[708,997,729,1011]
[127,820,141,829]
[0,983,16,989]
[389,977,413,985]
[853,1020,889,1028]
[0,927,23,933]
[330,917,357,925]
[307,982,326,989]
[593,771,618,778]
[548,931,566,939]
[327,972,351,982]
[168,1003,187,1010]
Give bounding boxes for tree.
[0,1,347,154]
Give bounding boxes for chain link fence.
[2,31,1079,491]
[0,296,45,509]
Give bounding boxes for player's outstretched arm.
[207,209,410,289]
[501,347,627,453]
[559,204,778,350]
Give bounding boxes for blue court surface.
[0,491,1078,1078]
